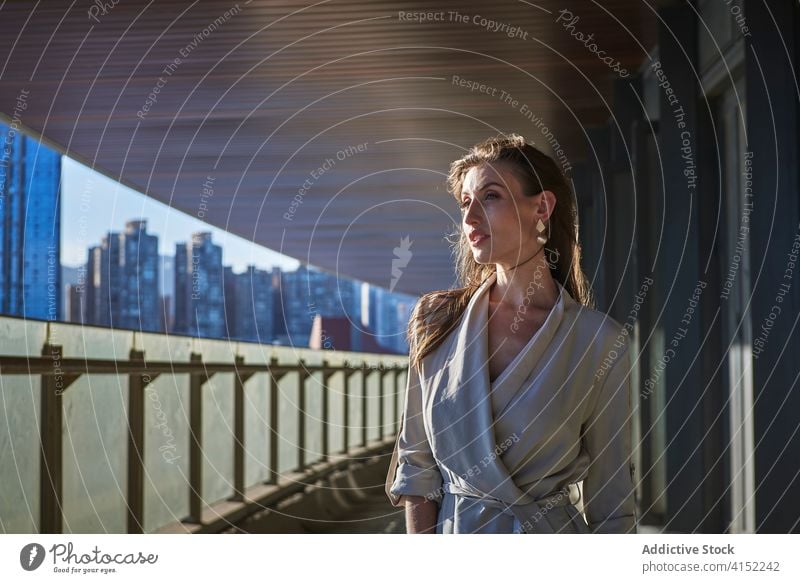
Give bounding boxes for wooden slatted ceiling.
[0,0,655,295]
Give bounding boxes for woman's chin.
[470,251,493,264]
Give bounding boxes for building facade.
[83,220,159,332]
[174,231,224,338]
[0,121,61,320]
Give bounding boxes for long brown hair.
[407,133,595,372]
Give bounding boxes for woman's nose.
[463,199,482,224]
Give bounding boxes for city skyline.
[69,223,412,352]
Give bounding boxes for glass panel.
[0,317,48,356]
[0,375,40,533]
[137,330,192,531]
[235,344,273,487]
[394,370,408,435]
[143,373,189,532]
[347,373,363,450]
[327,372,345,455]
[381,371,394,439]
[194,338,237,505]
[305,371,323,465]
[62,374,127,533]
[277,374,299,474]
[366,370,380,443]
[244,372,270,488]
[52,322,133,359]
[202,372,234,506]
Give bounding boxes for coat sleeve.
[385,364,443,507]
[581,344,637,533]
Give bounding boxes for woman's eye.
[460,192,497,210]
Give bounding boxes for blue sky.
[60,155,301,274]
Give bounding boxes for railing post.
[188,352,204,523]
[40,343,63,534]
[297,359,307,470]
[127,349,146,533]
[361,364,369,447]
[232,355,246,502]
[395,365,405,434]
[268,357,279,485]
[342,366,355,455]
[379,365,387,439]
[321,360,331,461]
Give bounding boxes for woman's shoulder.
[564,301,630,354]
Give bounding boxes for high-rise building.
[119,219,159,331]
[279,265,361,348]
[60,264,85,322]
[0,121,61,320]
[237,266,273,342]
[159,295,172,336]
[270,266,289,344]
[158,254,174,333]
[224,265,274,342]
[278,265,312,346]
[223,265,238,339]
[85,245,104,325]
[174,232,224,338]
[336,275,360,324]
[66,283,85,324]
[83,220,160,332]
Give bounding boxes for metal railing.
[0,316,407,533]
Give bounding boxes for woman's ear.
[537,189,557,221]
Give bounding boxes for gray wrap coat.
[385,271,637,534]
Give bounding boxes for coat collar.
[427,271,571,504]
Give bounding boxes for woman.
[385,133,637,534]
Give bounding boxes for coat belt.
[441,481,575,534]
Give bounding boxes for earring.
[536,218,548,245]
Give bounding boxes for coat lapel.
[426,271,573,505]
[427,272,514,499]
[490,278,568,420]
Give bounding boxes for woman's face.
[460,161,553,266]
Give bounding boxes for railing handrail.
[0,354,404,375]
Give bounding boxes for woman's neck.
[492,250,559,311]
